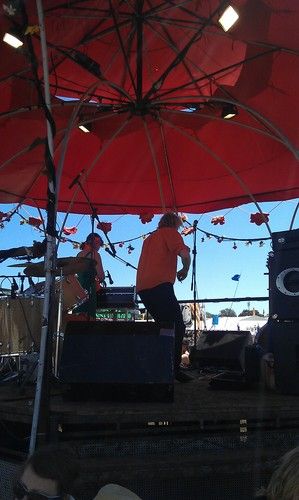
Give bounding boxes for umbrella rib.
[54,51,130,102]
[143,0,228,101]
[55,82,101,196]
[0,169,45,203]
[136,0,144,103]
[160,116,273,236]
[289,202,299,230]
[154,96,299,160]
[44,0,100,13]
[0,138,46,172]
[6,190,297,214]
[155,47,278,101]
[53,45,134,102]
[175,188,299,212]
[144,0,193,17]
[143,118,166,212]
[157,114,177,212]
[159,108,289,149]
[147,0,212,27]
[41,15,133,87]
[55,80,132,216]
[109,0,138,96]
[201,26,299,58]
[144,15,213,99]
[145,14,280,129]
[62,114,132,219]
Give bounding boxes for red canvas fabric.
[0,1,298,214]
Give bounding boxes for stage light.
[3,30,23,48]
[78,123,92,133]
[222,103,238,119]
[219,5,239,32]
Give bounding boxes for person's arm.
[95,252,105,282]
[177,247,190,282]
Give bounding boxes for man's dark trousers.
[138,282,185,375]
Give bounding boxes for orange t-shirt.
[136,227,189,292]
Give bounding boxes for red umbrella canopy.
[0,0,299,214]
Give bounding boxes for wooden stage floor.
[1,374,299,436]
[1,375,299,499]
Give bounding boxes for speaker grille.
[0,459,21,500]
[269,229,299,319]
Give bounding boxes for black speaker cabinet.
[59,321,174,402]
[190,331,253,371]
[269,229,299,320]
[272,320,299,395]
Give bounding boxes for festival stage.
[1,375,299,499]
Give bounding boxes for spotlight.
[219,5,239,32]
[3,29,23,48]
[78,122,92,133]
[222,103,238,119]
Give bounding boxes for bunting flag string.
[0,206,272,254]
[183,219,271,243]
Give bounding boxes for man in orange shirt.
[136,212,192,382]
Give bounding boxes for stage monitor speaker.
[190,331,253,371]
[272,320,299,395]
[269,229,299,320]
[59,321,174,402]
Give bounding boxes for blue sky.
[0,199,298,316]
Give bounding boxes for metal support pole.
[29,0,57,455]
[192,220,198,348]
[54,270,64,377]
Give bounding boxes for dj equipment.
[269,229,299,320]
[59,321,174,402]
[272,320,299,395]
[97,286,137,308]
[190,330,253,371]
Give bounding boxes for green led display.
[96,309,134,321]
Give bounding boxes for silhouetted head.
[14,445,79,500]
[85,233,103,250]
[158,212,182,230]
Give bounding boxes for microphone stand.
[18,273,25,294]
[69,175,137,272]
[73,178,116,256]
[105,248,137,271]
[191,220,198,349]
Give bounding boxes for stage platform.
[0,376,299,499]
[1,374,299,431]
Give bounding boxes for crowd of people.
[13,444,142,500]
[12,443,299,499]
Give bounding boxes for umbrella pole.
[29,0,57,455]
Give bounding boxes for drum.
[0,297,43,354]
[56,275,88,311]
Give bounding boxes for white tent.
[204,315,268,336]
